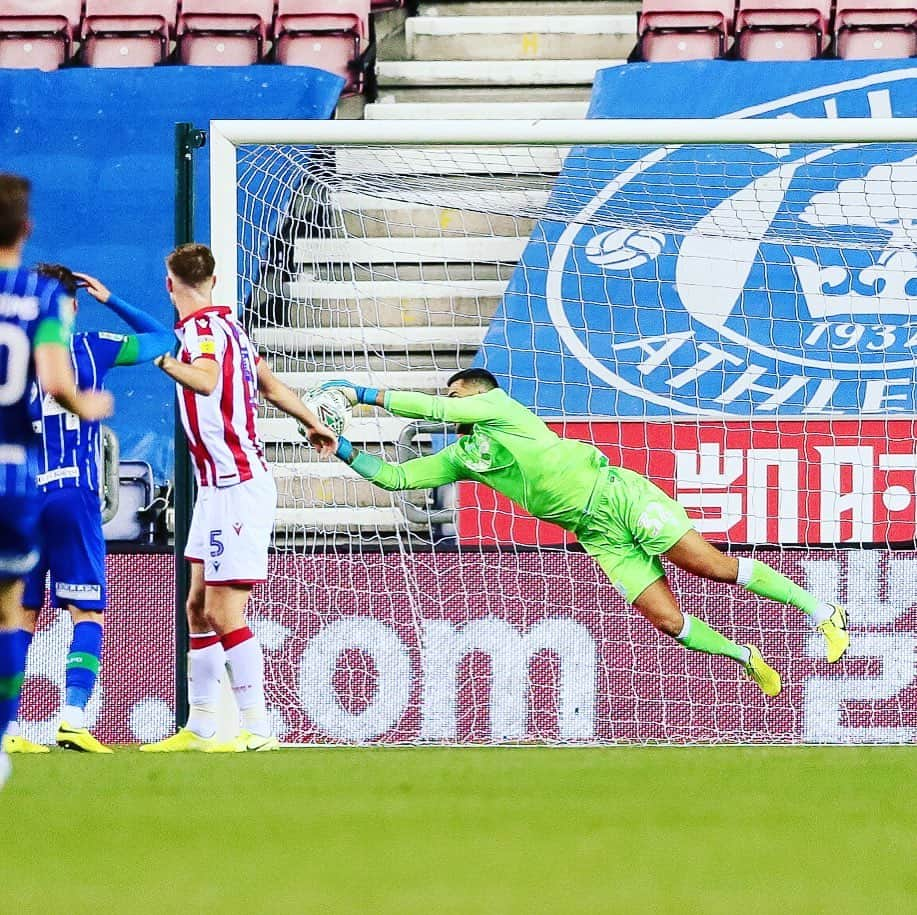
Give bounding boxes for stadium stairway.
[258,0,634,543]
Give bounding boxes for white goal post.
[205,117,917,745]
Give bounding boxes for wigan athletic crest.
[487,66,917,419]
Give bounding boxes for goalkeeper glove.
[320,379,379,407]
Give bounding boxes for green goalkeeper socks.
[676,615,749,665]
[738,558,818,616]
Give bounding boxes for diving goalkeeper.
[323,369,850,697]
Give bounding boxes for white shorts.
[185,472,277,585]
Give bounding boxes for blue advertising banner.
[479,62,917,419]
[1,66,343,482]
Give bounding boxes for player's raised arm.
[256,358,336,455]
[73,272,173,365]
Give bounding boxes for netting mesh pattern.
[15,551,915,745]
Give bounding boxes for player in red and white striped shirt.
[142,243,334,753]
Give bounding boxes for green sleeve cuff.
[351,450,384,480]
[34,318,69,348]
[115,335,140,366]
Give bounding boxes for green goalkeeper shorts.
[574,466,693,604]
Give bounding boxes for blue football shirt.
[31,331,125,494]
[0,267,69,496]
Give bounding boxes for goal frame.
[208,116,917,312]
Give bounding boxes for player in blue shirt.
[0,175,113,785]
[2,264,172,755]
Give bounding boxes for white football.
[301,387,352,437]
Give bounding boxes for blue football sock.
[65,621,103,711]
[0,628,25,739]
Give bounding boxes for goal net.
[209,118,917,745]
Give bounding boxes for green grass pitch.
[2,746,914,913]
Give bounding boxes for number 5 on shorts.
[209,530,224,557]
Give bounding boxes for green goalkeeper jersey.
[361,388,610,531]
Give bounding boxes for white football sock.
[5,720,20,738]
[811,601,835,626]
[186,634,225,738]
[224,633,270,738]
[61,704,85,729]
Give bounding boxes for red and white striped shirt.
[175,305,268,488]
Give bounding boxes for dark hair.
[447,368,499,391]
[0,173,30,248]
[35,263,78,296]
[166,242,215,286]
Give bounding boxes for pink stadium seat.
[274,0,370,93]
[177,1,275,65]
[736,0,831,59]
[834,0,917,58]
[638,0,734,61]
[82,0,178,68]
[0,0,81,71]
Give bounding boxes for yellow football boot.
[743,644,782,697]
[139,727,218,753]
[817,604,850,663]
[211,730,280,753]
[3,734,50,754]
[57,722,114,754]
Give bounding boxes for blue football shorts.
[0,491,40,581]
[23,487,107,611]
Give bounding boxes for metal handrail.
[394,420,455,526]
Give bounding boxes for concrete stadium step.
[419,2,636,15]
[375,86,594,104]
[274,506,414,532]
[407,16,636,61]
[284,280,503,327]
[254,326,487,352]
[274,370,452,392]
[376,59,622,88]
[333,145,565,176]
[295,236,528,265]
[287,278,507,301]
[258,416,414,445]
[364,101,590,120]
[274,475,428,511]
[328,189,547,237]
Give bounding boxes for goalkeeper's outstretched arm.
[324,381,506,425]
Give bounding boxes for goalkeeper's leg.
[631,574,781,697]
[664,530,849,663]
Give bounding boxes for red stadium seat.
[736,0,831,59]
[0,0,81,71]
[834,0,917,58]
[274,0,370,93]
[177,0,274,66]
[82,0,178,68]
[638,0,734,61]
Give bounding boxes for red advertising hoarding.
[16,551,917,746]
[458,420,917,546]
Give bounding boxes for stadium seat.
[0,0,81,71]
[177,1,275,66]
[637,0,734,61]
[370,0,405,9]
[736,0,831,59]
[274,0,371,93]
[834,0,917,59]
[82,0,178,68]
